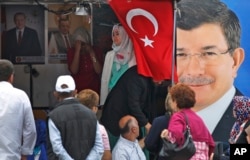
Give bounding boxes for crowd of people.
[1,0,250,160]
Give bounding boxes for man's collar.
[197,86,236,133]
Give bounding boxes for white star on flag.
[140,35,154,48]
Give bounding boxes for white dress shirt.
[0,81,37,159]
[197,86,236,133]
[112,135,146,160]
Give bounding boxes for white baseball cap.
[55,75,75,93]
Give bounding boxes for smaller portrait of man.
[47,4,91,64]
[48,17,73,56]
[1,5,44,64]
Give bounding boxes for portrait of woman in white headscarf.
[100,24,136,105]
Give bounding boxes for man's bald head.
[119,115,139,138]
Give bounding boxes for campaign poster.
[223,0,250,97]
[1,5,45,64]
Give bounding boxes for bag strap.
[181,111,191,130]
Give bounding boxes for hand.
[21,155,27,160]
[246,135,250,144]
[209,153,214,160]
[145,122,151,134]
[75,40,82,53]
[89,47,97,62]
[161,129,169,139]
[138,137,145,149]
[85,43,94,53]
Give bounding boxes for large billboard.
[223,0,250,96]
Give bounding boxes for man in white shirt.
[112,115,146,160]
[0,59,37,159]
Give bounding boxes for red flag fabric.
[109,0,177,81]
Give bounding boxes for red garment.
[168,109,215,157]
[109,0,178,82]
[67,47,103,94]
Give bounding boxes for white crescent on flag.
[109,0,176,81]
[126,8,158,36]
[126,8,158,47]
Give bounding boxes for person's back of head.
[77,89,99,110]
[119,115,139,141]
[177,0,241,51]
[54,75,77,101]
[169,83,196,109]
[0,59,14,83]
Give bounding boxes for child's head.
[77,89,99,113]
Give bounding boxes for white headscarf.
[112,24,134,71]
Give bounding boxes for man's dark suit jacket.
[145,114,171,160]
[3,26,42,64]
[212,89,242,142]
[53,31,73,54]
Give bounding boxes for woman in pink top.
[161,84,215,160]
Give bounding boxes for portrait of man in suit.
[47,4,91,64]
[48,18,73,56]
[176,0,245,142]
[2,12,42,64]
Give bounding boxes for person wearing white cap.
[47,75,104,160]
[67,27,103,95]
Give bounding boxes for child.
[77,89,112,160]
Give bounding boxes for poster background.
[222,0,250,96]
[92,3,118,56]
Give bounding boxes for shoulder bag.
[158,112,196,160]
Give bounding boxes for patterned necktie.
[18,30,22,45]
[64,35,70,49]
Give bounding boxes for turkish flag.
[109,0,177,81]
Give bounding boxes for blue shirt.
[112,135,146,160]
[48,119,103,160]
